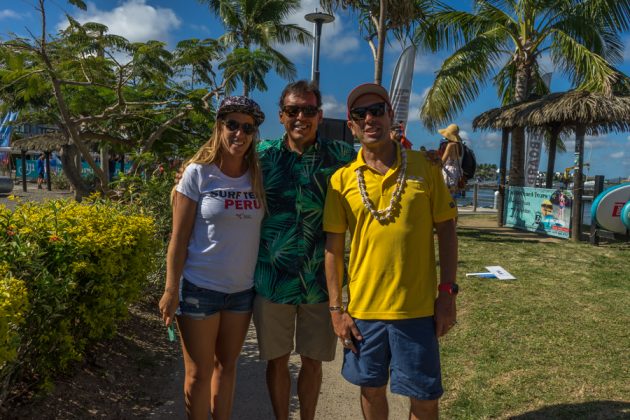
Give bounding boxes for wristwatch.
[329,306,345,313]
[438,282,459,295]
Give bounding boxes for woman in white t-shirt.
[438,123,464,196]
[159,96,265,420]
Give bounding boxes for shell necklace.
[355,148,407,223]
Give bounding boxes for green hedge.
[0,196,160,401]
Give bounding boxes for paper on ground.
[485,266,516,280]
[465,272,496,278]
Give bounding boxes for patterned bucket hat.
[216,96,265,126]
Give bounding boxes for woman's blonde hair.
[171,117,266,211]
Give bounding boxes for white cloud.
[277,0,361,62]
[610,151,625,159]
[405,91,425,122]
[480,131,502,149]
[0,9,20,20]
[321,94,346,119]
[59,0,181,43]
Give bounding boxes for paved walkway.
[149,323,410,419]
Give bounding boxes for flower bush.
[0,196,159,402]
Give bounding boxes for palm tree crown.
[420,0,630,185]
[200,0,311,96]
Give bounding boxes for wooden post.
[21,149,27,192]
[589,175,605,246]
[473,183,478,212]
[571,125,586,242]
[497,129,509,226]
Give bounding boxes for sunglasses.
[281,105,320,118]
[223,119,256,135]
[542,204,553,209]
[349,102,387,121]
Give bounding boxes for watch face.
[452,283,459,294]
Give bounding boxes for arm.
[434,218,458,337]
[158,191,197,326]
[325,232,362,352]
[441,142,456,163]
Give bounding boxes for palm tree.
[420,0,630,186]
[320,0,436,85]
[199,0,310,96]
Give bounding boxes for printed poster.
[504,187,572,239]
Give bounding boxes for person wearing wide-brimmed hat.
[324,83,458,420]
[159,95,266,420]
[438,123,464,196]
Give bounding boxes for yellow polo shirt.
[323,147,457,320]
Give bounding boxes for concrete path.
[149,323,410,419]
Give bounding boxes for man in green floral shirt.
[252,80,355,420]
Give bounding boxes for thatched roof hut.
[473,90,630,241]
[11,133,69,151]
[473,90,630,135]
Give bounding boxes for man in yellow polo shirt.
[323,83,459,420]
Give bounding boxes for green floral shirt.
[254,136,356,304]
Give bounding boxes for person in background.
[324,83,458,420]
[36,153,45,189]
[390,120,412,149]
[438,123,464,198]
[159,96,266,420]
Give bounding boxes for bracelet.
[329,306,344,313]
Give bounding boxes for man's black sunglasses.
[281,105,320,118]
[350,102,387,121]
[223,119,256,135]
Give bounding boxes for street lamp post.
[305,10,334,86]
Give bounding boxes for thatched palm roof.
[11,133,69,151]
[473,91,630,135]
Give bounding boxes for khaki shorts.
[253,295,336,361]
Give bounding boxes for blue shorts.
[177,278,254,319]
[342,317,443,400]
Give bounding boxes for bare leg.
[266,353,291,420]
[297,355,322,420]
[409,398,438,420]
[360,386,388,420]
[211,311,252,420]
[177,314,220,420]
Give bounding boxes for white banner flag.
[389,45,416,131]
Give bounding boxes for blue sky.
[2,0,630,179]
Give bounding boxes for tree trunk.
[59,144,90,202]
[571,125,586,242]
[509,61,532,186]
[373,0,387,85]
[497,128,510,227]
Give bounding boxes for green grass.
[439,215,630,419]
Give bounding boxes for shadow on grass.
[456,228,554,244]
[509,400,630,419]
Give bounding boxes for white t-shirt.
[176,162,264,293]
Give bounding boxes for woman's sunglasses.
[223,119,256,135]
[349,102,387,121]
[281,105,320,118]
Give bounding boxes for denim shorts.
[177,278,255,320]
[342,317,443,400]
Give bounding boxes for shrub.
[0,197,159,402]
[0,276,28,367]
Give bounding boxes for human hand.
[424,149,443,167]
[434,293,457,337]
[331,311,362,353]
[159,289,179,327]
